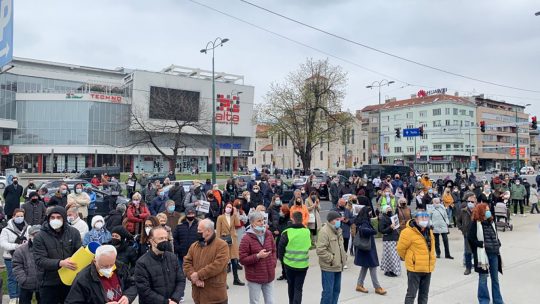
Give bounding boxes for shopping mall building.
[0,57,255,174]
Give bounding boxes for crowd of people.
[0,169,533,303]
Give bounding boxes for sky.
[13,0,540,116]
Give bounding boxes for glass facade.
[0,74,17,120]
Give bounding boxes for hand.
[190,272,199,282]
[257,249,271,259]
[195,279,205,288]
[195,201,200,206]
[105,302,118,304]
[117,296,129,304]
[168,300,178,304]
[274,230,279,235]
[59,259,77,270]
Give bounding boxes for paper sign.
[58,242,100,286]
[426,204,434,213]
[127,180,135,187]
[341,194,352,201]
[196,201,210,213]
[352,204,364,216]
[391,214,399,229]
[264,212,269,225]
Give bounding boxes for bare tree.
[259,58,351,173]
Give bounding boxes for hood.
[91,215,105,228]
[46,206,67,222]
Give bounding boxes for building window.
[460,109,466,115]
[320,151,323,161]
[420,110,427,117]
[362,139,366,149]
[407,146,414,153]
[453,120,459,126]
[363,152,366,161]
[406,112,413,119]
[469,110,474,117]
[445,108,450,115]
[445,120,450,126]
[465,121,470,127]
[384,136,389,143]
[433,109,441,116]
[433,120,441,127]
[453,108,458,115]
[433,144,442,151]
[351,129,355,144]
[394,147,402,153]
[420,145,428,152]
[446,144,451,150]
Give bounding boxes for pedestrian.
[396,197,412,231]
[183,182,207,218]
[67,206,89,240]
[329,177,340,208]
[126,172,137,199]
[442,187,455,226]
[109,226,138,271]
[276,204,291,281]
[173,207,199,265]
[207,190,221,223]
[48,184,69,208]
[83,215,112,246]
[66,245,137,304]
[430,198,454,259]
[239,211,277,304]
[216,202,245,286]
[22,191,47,226]
[249,184,264,209]
[161,200,181,230]
[136,216,159,258]
[530,184,540,214]
[105,203,126,231]
[510,178,526,216]
[289,196,309,228]
[33,206,82,303]
[457,192,477,275]
[90,175,100,187]
[0,208,29,302]
[468,203,505,304]
[267,195,283,239]
[3,176,23,220]
[12,224,41,304]
[333,198,354,256]
[168,170,176,181]
[353,207,386,295]
[305,191,321,248]
[278,211,311,304]
[233,199,249,243]
[316,211,347,304]
[66,183,91,220]
[169,182,186,214]
[149,186,168,216]
[135,226,185,304]
[183,219,230,304]
[397,210,436,304]
[125,192,151,235]
[379,205,401,277]
[377,186,396,213]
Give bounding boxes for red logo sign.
[417,90,427,98]
[216,94,240,124]
[90,93,122,103]
[0,146,9,156]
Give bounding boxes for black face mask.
[110,238,121,246]
[296,201,302,205]
[186,216,195,221]
[197,232,205,245]
[12,180,18,185]
[156,240,172,253]
[194,188,201,194]
[386,211,393,216]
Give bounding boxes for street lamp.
[515,103,531,171]
[201,37,229,184]
[230,90,242,177]
[366,80,395,164]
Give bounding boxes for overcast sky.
[14,0,540,115]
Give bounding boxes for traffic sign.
[0,0,13,68]
[404,128,421,137]
[238,150,254,157]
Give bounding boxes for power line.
[239,0,540,94]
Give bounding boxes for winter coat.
[22,200,47,225]
[165,211,182,230]
[33,206,82,287]
[442,193,454,208]
[65,262,137,304]
[267,204,281,234]
[149,195,168,216]
[530,190,539,205]
[3,183,23,217]
[70,217,89,241]
[134,250,185,304]
[125,203,151,234]
[0,219,29,259]
[83,228,112,246]
[397,206,412,231]
[66,192,91,219]
[510,183,526,200]
[379,213,399,242]
[183,191,207,216]
[305,197,321,230]
[105,209,124,231]
[169,185,186,212]
[216,213,240,259]
[173,218,200,259]
[12,240,38,290]
[396,220,436,273]
[430,204,449,234]
[467,221,503,275]
[48,193,68,208]
[249,190,264,209]
[289,204,310,227]
[457,207,473,237]
[115,241,138,271]
[353,218,379,267]
[316,223,347,272]
[239,229,277,284]
[332,205,354,239]
[330,182,339,203]
[183,234,229,304]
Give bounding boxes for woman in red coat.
[125,192,150,235]
[239,210,277,303]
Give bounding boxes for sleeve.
[173,226,182,254]
[64,275,88,304]
[148,200,156,216]
[396,230,411,259]
[239,235,257,266]
[277,230,289,262]
[197,241,229,281]
[134,261,167,303]
[2,186,7,199]
[0,229,19,252]
[358,224,377,237]
[82,232,90,247]
[467,222,482,248]
[11,247,27,286]
[77,193,90,207]
[171,256,186,301]
[183,244,195,280]
[216,216,223,237]
[315,229,333,265]
[184,193,195,210]
[378,217,392,235]
[33,234,61,271]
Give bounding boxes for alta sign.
[215,94,240,124]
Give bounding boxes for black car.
[147,173,169,184]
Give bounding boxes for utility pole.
[366,80,395,164]
[516,108,520,171]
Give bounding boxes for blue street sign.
[403,128,420,137]
[0,0,13,68]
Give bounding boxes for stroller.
[494,201,513,232]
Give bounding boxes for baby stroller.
[494,202,513,232]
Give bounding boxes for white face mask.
[94,222,104,230]
[14,217,24,224]
[75,189,82,194]
[418,220,429,228]
[99,267,114,278]
[225,207,232,214]
[253,189,259,193]
[145,227,152,235]
[50,219,63,230]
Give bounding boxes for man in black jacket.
[65,245,137,304]
[135,226,185,304]
[3,176,23,219]
[33,206,82,304]
[169,182,186,213]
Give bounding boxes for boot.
[375,287,387,295]
[464,268,471,275]
[233,278,245,286]
[355,285,368,293]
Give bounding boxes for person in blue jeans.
[468,203,504,304]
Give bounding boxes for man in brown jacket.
[183,218,229,304]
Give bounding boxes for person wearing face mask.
[184,182,207,218]
[397,210,436,304]
[67,207,89,240]
[105,203,127,232]
[457,192,477,275]
[467,203,504,304]
[83,215,112,246]
[3,176,23,220]
[429,198,453,260]
[184,219,229,304]
[289,196,310,228]
[305,191,321,249]
[149,185,169,216]
[23,180,37,200]
[22,191,47,226]
[12,225,41,304]
[478,184,494,211]
[378,205,401,277]
[136,216,159,258]
[0,208,29,302]
[249,184,264,210]
[510,177,526,217]
[333,198,354,256]
[33,206,82,303]
[173,208,199,270]
[239,211,277,304]
[268,195,284,238]
[49,184,69,208]
[316,211,347,304]
[164,200,182,230]
[207,191,221,224]
[216,203,245,286]
[378,187,396,214]
[66,245,137,304]
[125,192,151,235]
[415,189,426,210]
[397,197,412,231]
[109,226,137,272]
[338,181,354,198]
[66,183,91,220]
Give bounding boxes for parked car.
[0,176,7,189]
[72,166,121,181]
[485,167,499,174]
[147,173,169,184]
[292,176,308,190]
[520,166,535,175]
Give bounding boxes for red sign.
[215,94,240,124]
[90,93,122,103]
[0,146,9,155]
[417,90,427,98]
[510,147,525,156]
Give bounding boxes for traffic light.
[418,126,424,136]
[532,116,537,130]
[395,127,401,138]
[480,120,486,133]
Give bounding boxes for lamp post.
[230,90,242,177]
[515,103,531,172]
[366,80,395,164]
[201,37,229,184]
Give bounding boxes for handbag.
[308,212,316,224]
[221,235,233,245]
[353,227,371,251]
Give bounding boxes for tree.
[259,58,351,173]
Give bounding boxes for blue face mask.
[334,221,341,229]
[254,225,266,233]
[485,210,492,219]
[167,206,175,212]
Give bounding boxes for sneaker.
[375,287,387,295]
[179,297,185,303]
[356,285,368,293]
[513,213,517,216]
[445,256,455,260]
[277,275,286,281]
[464,269,471,275]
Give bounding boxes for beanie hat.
[91,215,105,228]
[28,225,41,236]
[111,226,133,241]
[327,211,341,222]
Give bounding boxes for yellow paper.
[58,246,95,286]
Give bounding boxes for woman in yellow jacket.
[397,212,436,304]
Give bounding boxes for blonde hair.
[131,192,142,201]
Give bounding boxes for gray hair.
[432,197,441,204]
[95,245,117,260]
[200,219,215,231]
[116,203,127,213]
[166,199,175,206]
[67,206,79,214]
[249,211,265,223]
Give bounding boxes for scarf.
[476,221,490,271]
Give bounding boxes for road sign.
[403,128,421,137]
[0,0,13,68]
[238,150,254,157]
[441,126,460,134]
